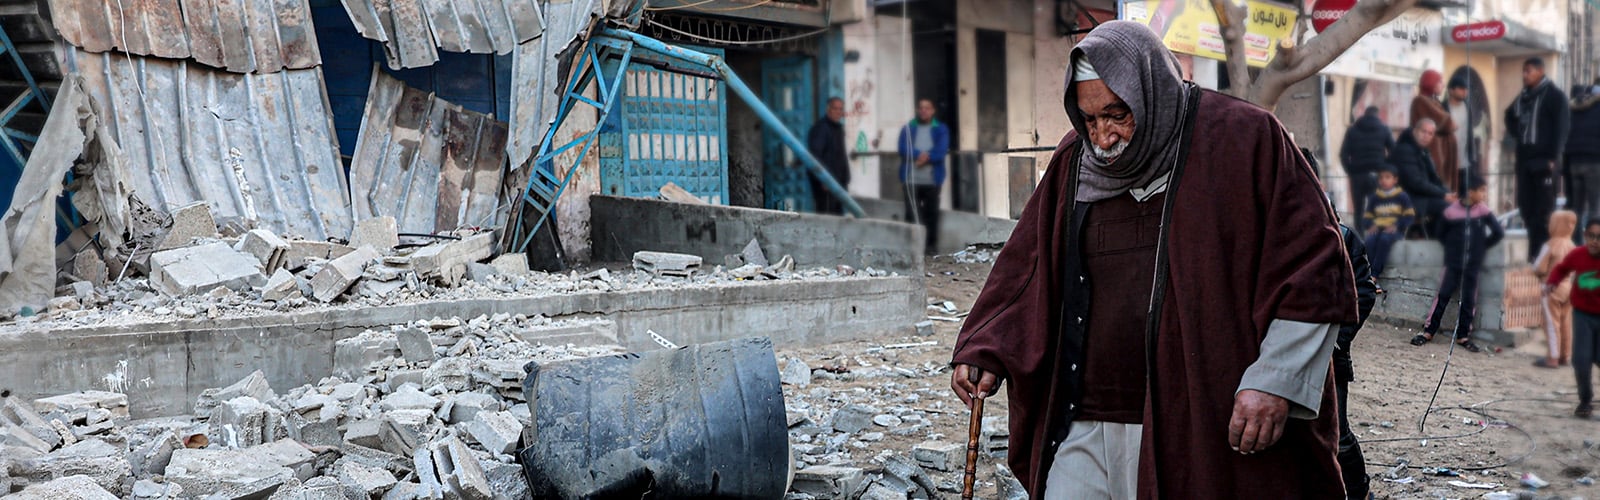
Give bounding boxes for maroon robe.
[952,90,1357,498]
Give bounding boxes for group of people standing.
[805,96,950,255]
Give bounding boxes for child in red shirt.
[1545,219,1600,418]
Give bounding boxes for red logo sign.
[1451,21,1507,43]
[1311,0,1357,33]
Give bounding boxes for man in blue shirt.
[898,99,951,254]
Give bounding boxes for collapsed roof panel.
[349,70,508,235]
[47,0,322,74]
[67,49,352,241]
[339,0,545,69]
[508,0,601,170]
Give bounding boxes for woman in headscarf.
[1412,69,1462,193]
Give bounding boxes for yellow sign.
[1121,0,1299,68]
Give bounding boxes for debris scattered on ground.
[951,245,999,264]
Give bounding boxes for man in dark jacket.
[1567,85,1600,235]
[807,97,851,215]
[1393,118,1457,237]
[1341,106,1395,217]
[1507,57,1572,262]
[1336,222,1377,500]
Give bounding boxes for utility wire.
[644,18,828,46]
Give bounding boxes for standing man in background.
[1507,57,1571,263]
[1566,85,1600,232]
[807,97,851,215]
[1341,106,1395,218]
[1444,73,1486,185]
[898,99,949,254]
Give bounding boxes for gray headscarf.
[1064,21,1192,202]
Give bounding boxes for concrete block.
[0,424,53,453]
[335,459,397,498]
[349,216,399,253]
[447,392,498,425]
[128,430,181,477]
[465,262,500,282]
[911,441,964,472]
[206,396,287,449]
[411,233,496,283]
[149,242,267,296]
[482,459,531,500]
[381,482,425,500]
[436,436,492,500]
[489,253,529,276]
[236,229,291,273]
[249,438,317,481]
[330,383,366,402]
[158,202,218,250]
[261,269,301,302]
[311,245,382,302]
[466,411,521,455]
[424,356,473,392]
[334,335,400,379]
[286,411,341,448]
[380,409,434,456]
[72,249,109,287]
[2,396,62,450]
[33,391,129,421]
[858,482,907,500]
[791,465,865,499]
[130,478,184,499]
[380,385,441,412]
[265,476,343,500]
[284,240,356,271]
[358,278,406,299]
[742,238,768,266]
[69,280,95,301]
[781,357,811,387]
[344,420,383,450]
[831,404,875,434]
[387,369,427,389]
[164,448,294,498]
[195,370,278,419]
[8,474,119,499]
[16,439,129,494]
[633,251,702,276]
[396,328,435,364]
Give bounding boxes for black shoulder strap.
[1144,83,1203,347]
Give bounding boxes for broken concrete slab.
[781,357,812,387]
[334,333,400,379]
[72,249,109,287]
[481,459,531,500]
[911,440,964,472]
[380,385,441,413]
[436,436,492,500]
[130,478,184,499]
[396,328,435,364]
[266,476,343,500]
[261,269,301,302]
[34,391,129,421]
[791,465,866,499]
[446,392,498,425]
[410,233,496,284]
[465,262,500,283]
[489,253,528,276]
[742,238,768,267]
[466,411,520,455]
[16,438,130,494]
[335,459,397,498]
[3,396,62,450]
[128,430,181,477]
[157,202,218,250]
[164,448,294,498]
[206,396,287,449]
[831,404,875,434]
[311,245,382,302]
[284,241,356,271]
[285,411,341,448]
[8,474,119,499]
[236,229,291,273]
[195,370,278,419]
[632,251,702,277]
[343,420,383,450]
[149,242,268,296]
[249,438,317,481]
[379,409,433,456]
[349,216,399,253]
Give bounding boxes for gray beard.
[1090,139,1131,161]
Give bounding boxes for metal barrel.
[518,337,790,499]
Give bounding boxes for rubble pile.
[777,348,1019,500]
[23,209,893,329]
[949,245,999,265]
[0,314,623,499]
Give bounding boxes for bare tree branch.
[1249,0,1419,109]
[1211,0,1251,99]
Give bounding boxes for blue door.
[761,56,815,212]
[598,44,729,204]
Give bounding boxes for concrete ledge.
[0,276,925,418]
[856,197,1017,255]
[1368,237,1533,346]
[590,196,925,274]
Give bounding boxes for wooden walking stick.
[962,369,987,500]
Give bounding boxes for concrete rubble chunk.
[411,233,496,285]
[311,245,382,302]
[49,295,82,312]
[831,404,876,434]
[482,459,532,500]
[781,357,812,387]
[742,238,768,267]
[196,370,277,419]
[266,476,343,500]
[8,474,119,499]
[2,396,62,450]
[466,410,521,455]
[207,396,287,449]
[130,478,185,499]
[981,416,1009,458]
[330,383,366,402]
[381,385,442,412]
[396,328,435,364]
[878,453,937,498]
[236,229,291,273]
[335,334,400,379]
[858,482,908,500]
[791,465,866,500]
[633,251,703,277]
[249,438,317,481]
[73,248,109,287]
[285,240,356,271]
[761,254,796,278]
[343,419,384,450]
[912,440,964,472]
[164,448,294,499]
[335,459,398,498]
[433,436,493,500]
[286,411,341,448]
[149,241,267,296]
[993,463,1028,500]
[129,430,182,477]
[489,253,529,276]
[380,409,434,456]
[158,202,218,250]
[424,357,474,392]
[34,391,129,421]
[17,438,130,494]
[465,262,500,282]
[349,216,400,253]
[261,268,301,302]
[447,393,498,425]
[70,280,95,300]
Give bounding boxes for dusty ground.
[779,257,1600,499]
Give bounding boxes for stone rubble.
[0,313,624,498]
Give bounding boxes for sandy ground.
[779,257,1600,499]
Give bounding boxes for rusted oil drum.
[518,337,789,499]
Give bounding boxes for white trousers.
[1042,420,1143,500]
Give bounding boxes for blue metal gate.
[761,56,815,212]
[598,44,729,204]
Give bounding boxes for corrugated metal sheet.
[47,0,322,74]
[339,0,545,69]
[66,49,351,241]
[508,0,600,170]
[348,70,508,234]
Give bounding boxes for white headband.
[1073,57,1101,82]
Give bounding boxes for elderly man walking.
[949,21,1356,500]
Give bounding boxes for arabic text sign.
[1121,0,1298,68]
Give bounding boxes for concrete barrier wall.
[0,277,925,418]
[590,196,926,273]
[1369,235,1534,346]
[855,197,1018,255]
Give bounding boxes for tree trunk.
[1214,0,1420,110]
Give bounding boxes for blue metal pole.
[599,28,865,218]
